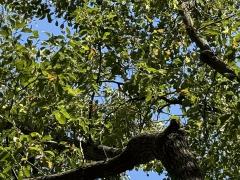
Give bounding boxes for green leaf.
[22,27,32,33]
[20,135,30,142]
[23,165,31,177]
[205,29,219,36]
[29,146,41,152]
[15,60,25,71]
[53,110,66,124]
[18,169,24,180]
[103,32,111,40]
[59,107,71,119]
[42,135,52,141]
[63,85,82,96]
[145,91,152,102]
[234,33,240,42]
[66,27,71,35]
[30,132,41,138]
[0,26,10,37]
[44,150,55,157]
[82,45,89,51]
[0,151,10,161]
[15,21,26,29]
[32,30,39,38]
[3,164,12,174]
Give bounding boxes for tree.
[0,0,239,179]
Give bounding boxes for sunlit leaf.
[53,110,66,124]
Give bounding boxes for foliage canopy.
[0,0,240,179]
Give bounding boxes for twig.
[198,13,236,31]
[11,168,18,180]
[17,75,40,93]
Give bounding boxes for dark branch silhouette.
[179,1,239,82]
[26,119,203,180]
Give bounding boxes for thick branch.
[81,141,122,161]
[179,1,239,82]
[27,120,203,180]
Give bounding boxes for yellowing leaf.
[47,73,57,81]
[223,27,229,34]
[180,88,189,96]
[185,56,191,63]
[165,50,171,57]
[47,161,53,169]
[195,121,202,128]
[153,48,159,56]
[153,29,164,34]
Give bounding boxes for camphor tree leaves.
[0,0,240,179]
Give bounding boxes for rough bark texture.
[27,120,203,180]
[179,1,239,82]
[81,141,122,161]
[156,132,202,180]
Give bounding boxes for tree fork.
[27,120,203,180]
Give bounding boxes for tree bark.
[179,1,239,82]
[27,120,203,180]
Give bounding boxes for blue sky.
[128,170,165,180]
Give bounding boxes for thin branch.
[88,43,103,139]
[158,103,171,113]
[198,13,236,31]
[96,43,103,84]
[88,44,103,119]
[128,93,183,105]
[100,80,124,89]
[17,75,39,93]
[88,92,95,120]
[11,168,18,180]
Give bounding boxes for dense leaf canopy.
[0,0,240,179]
